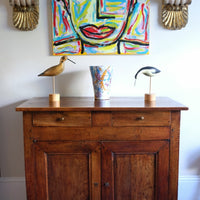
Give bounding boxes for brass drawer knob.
[137,116,145,120]
[104,182,110,187]
[57,117,65,121]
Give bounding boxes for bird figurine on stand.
[134,66,161,102]
[38,56,75,104]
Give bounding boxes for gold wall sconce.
[162,0,192,30]
[9,0,39,31]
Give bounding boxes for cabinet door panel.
[115,154,155,200]
[47,154,88,200]
[34,141,101,200]
[101,141,169,200]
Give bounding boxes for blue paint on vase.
[90,66,113,99]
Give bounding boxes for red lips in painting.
[80,25,115,39]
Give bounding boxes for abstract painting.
[52,0,150,55]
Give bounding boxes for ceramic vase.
[90,66,113,100]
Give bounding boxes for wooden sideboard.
[16,97,188,200]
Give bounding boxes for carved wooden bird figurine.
[134,66,161,86]
[38,56,75,77]
[38,56,75,95]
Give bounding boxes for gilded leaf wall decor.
[10,0,39,31]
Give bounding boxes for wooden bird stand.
[38,55,76,107]
[49,76,60,105]
[145,77,156,102]
[145,93,156,102]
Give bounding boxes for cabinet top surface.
[16,97,188,112]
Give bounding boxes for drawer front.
[33,112,91,127]
[112,111,171,126]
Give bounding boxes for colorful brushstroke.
[52,0,149,55]
[90,66,112,99]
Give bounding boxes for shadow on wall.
[0,68,92,178]
[54,70,93,97]
[188,150,200,200]
[0,101,26,177]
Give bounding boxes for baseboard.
[0,176,200,200]
[0,177,26,200]
[178,175,200,200]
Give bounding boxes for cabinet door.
[33,141,101,200]
[101,141,169,200]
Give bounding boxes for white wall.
[0,0,200,198]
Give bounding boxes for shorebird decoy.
[38,56,75,103]
[134,66,161,85]
[38,56,75,77]
[134,66,161,102]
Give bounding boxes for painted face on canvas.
[68,0,132,46]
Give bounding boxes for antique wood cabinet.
[16,97,188,200]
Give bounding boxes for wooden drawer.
[112,111,171,126]
[33,112,91,127]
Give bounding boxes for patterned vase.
[90,66,113,100]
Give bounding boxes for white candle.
[20,0,26,6]
[164,0,170,4]
[163,0,191,5]
[181,0,187,5]
[175,0,181,5]
[14,0,20,6]
[170,0,175,5]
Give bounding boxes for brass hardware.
[104,182,110,187]
[137,116,145,120]
[140,116,145,120]
[57,117,65,121]
[162,0,192,30]
[10,0,39,31]
[162,4,188,30]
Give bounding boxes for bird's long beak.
[68,58,76,64]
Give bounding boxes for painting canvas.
[52,0,150,55]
